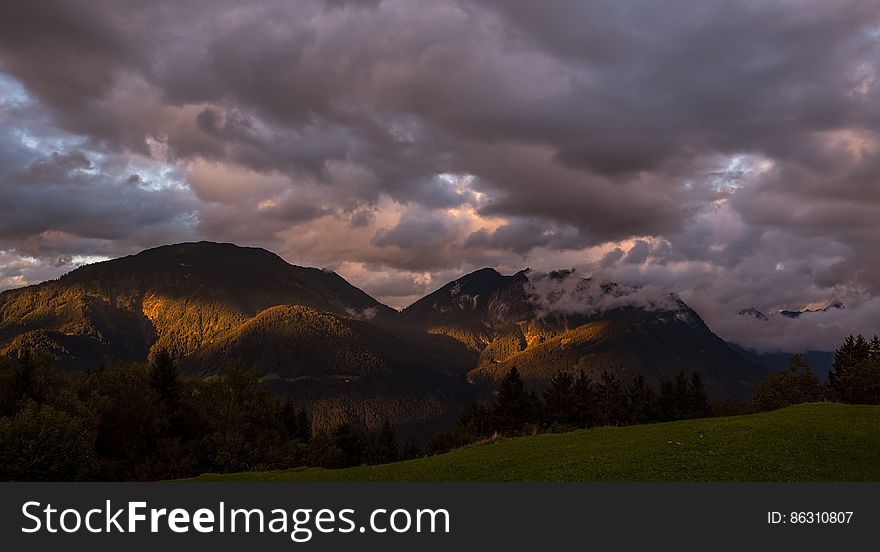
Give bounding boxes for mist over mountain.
[1,0,879,420]
[404,268,766,399]
[726,301,856,355]
[738,308,769,322]
[1,242,768,433]
[728,344,834,381]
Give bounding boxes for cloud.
[0,115,198,262]
[712,298,880,353]
[0,0,879,349]
[622,240,651,265]
[525,270,683,319]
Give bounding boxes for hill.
[0,242,475,435]
[403,268,766,399]
[183,304,477,436]
[190,403,880,482]
[0,242,768,434]
[0,241,395,367]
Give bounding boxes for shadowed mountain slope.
[0,241,395,367]
[1,245,767,435]
[0,242,474,435]
[403,268,766,399]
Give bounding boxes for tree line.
[1,333,879,480]
[429,367,712,453]
[0,349,410,481]
[431,332,880,453]
[753,334,880,411]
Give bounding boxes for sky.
[1,0,879,353]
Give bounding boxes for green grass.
[189,403,880,482]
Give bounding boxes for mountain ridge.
[1,242,768,432]
[0,242,476,436]
[0,241,396,366]
[403,267,766,399]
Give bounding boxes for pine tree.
[626,374,657,424]
[856,334,872,358]
[869,335,880,362]
[544,371,576,426]
[830,335,874,403]
[297,409,311,442]
[331,423,369,467]
[595,370,626,426]
[673,370,691,419]
[658,377,676,421]
[281,400,311,442]
[12,350,56,406]
[149,348,181,412]
[493,367,528,434]
[372,420,398,464]
[573,370,596,428]
[525,389,542,429]
[688,372,712,418]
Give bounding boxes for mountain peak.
[1,241,394,367]
[458,267,502,281]
[61,241,291,282]
[402,267,529,321]
[738,308,769,321]
[0,244,767,407]
[401,266,761,400]
[780,300,846,319]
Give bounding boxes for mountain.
[737,308,769,321]
[780,301,845,319]
[403,268,766,399]
[0,242,395,367]
[0,242,474,436]
[402,267,533,349]
[728,344,835,381]
[1,243,770,435]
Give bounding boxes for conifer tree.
[830,334,875,403]
[573,370,597,428]
[595,370,626,426]
[688,372,712,418]
[281,400,311,442]
[372,420,398,464]
[544,371,577,425]
[149,347,181,412]
[493,367,528,434]
[869,335,880,362]
[330,423,369,467]
[658,377,677,421]
[626,374,657,424]
[673,369,690,419]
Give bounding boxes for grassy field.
[190,403,880,482]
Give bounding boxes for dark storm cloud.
[622,240,650,265]
[1,0,880,347]
[369,210,472,271]
[0,0,145,108]
[0,96,198,270]
[3,0,879,187]
[0,143,196,252]
[464,218,590,254]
